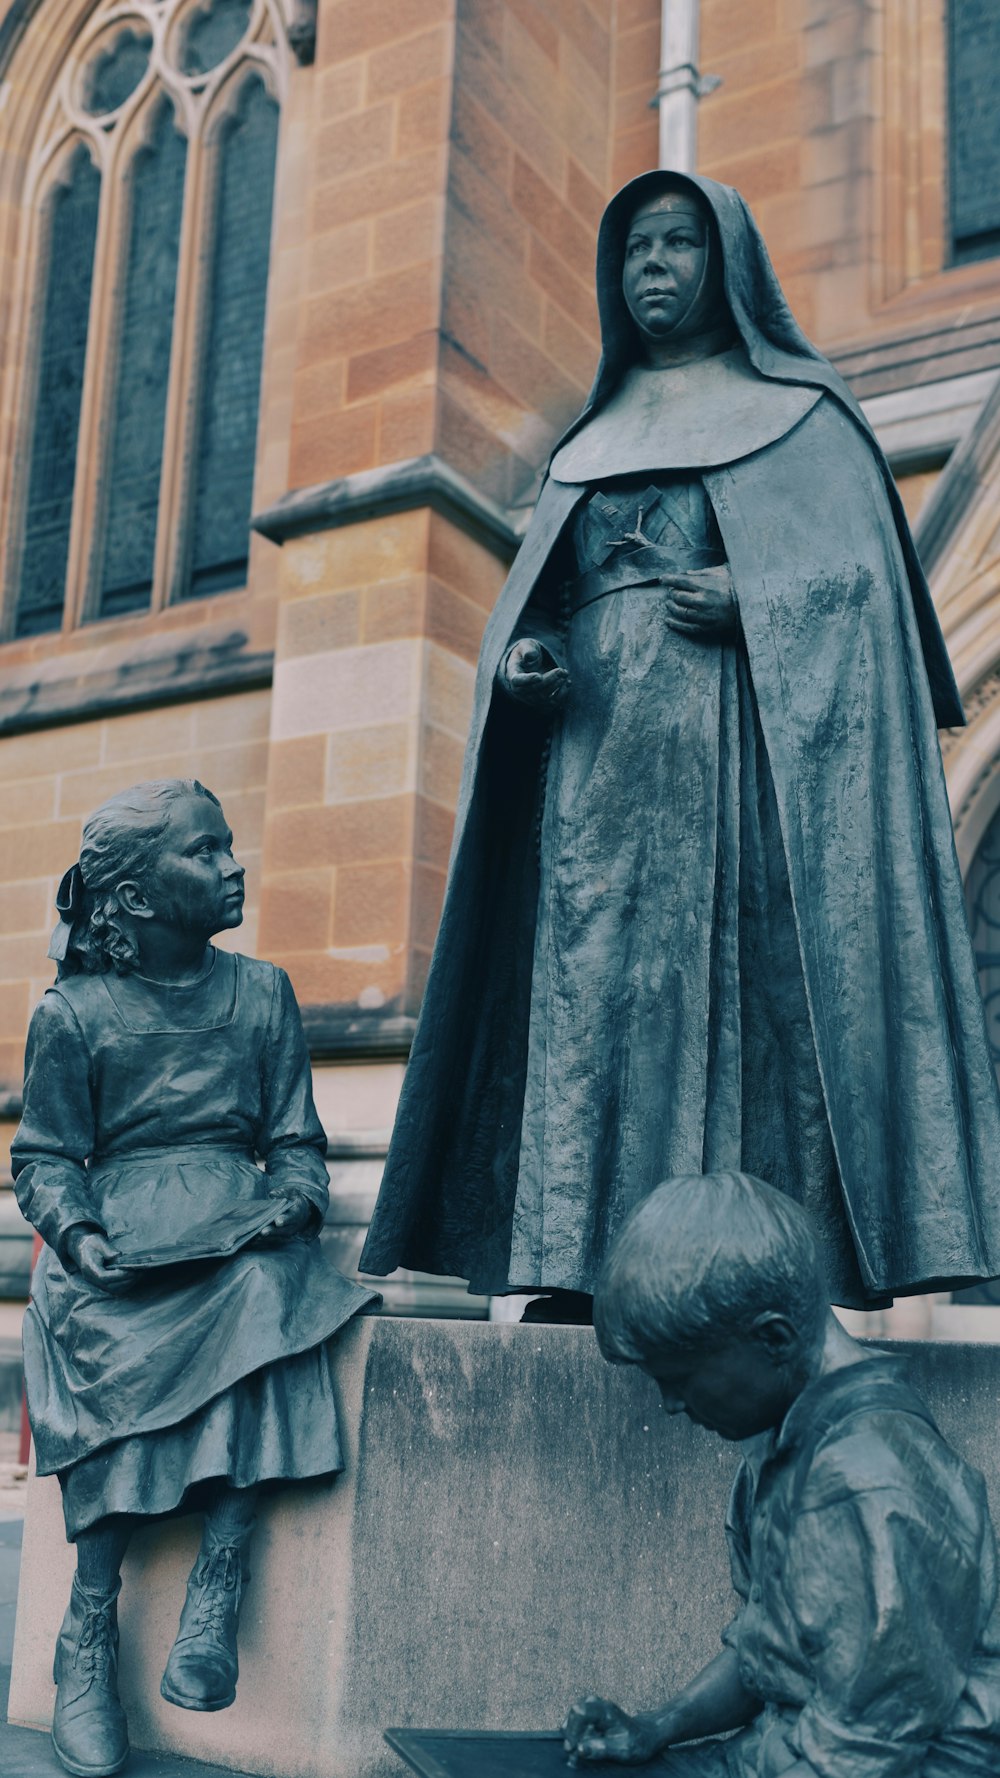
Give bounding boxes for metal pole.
[655,0,720,171]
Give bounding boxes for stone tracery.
[5,0,289,637]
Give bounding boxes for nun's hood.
[568,170,868,442]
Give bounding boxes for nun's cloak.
[359,171,1000,1308]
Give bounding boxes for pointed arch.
[181,68,279,600]
[95,92,188,617]
[14,139,100,636]
[0,0,291,637]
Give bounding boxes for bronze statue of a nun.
[360,170,1000,1316]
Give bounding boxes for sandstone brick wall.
[698,0,1000,352]
[288,0,454,492]
[438,0,659,507]
[259,509,507,1017]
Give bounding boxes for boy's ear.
[747,1311,800,1363]
[116,880,154,921]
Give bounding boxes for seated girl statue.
[11,779,379,1778]
[563,1172,1000,1776]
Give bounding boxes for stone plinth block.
[10,1322,1000,1777]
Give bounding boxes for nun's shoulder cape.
[361,172,1000,1298]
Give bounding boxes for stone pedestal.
[9,1320,1000,1778]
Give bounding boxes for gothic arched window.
[7,0,286,639]
[948,0,1000,265]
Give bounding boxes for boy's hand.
[563,1697,663,1765]
[254,1193,315,1245]
[66,1229,134,1295]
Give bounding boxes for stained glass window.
[9,0,283,634]
[82,28,151,116]
[183,75,278,600]
[177,0,252,76]
[97,99,186,618]
[15,146,100,637]
[949,0,1000,264]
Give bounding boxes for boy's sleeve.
[719,1455,754,1651]
[786,1468,987,1778]
[11,992,100,1263]
[258,967,330,1226]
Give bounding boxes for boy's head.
[594,1173,830,1440]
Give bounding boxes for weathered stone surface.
[10,1321,1000,1778]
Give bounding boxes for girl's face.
[142,795,245,936]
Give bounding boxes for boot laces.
[192,1544,241,1639]
[75,1604,116,1686]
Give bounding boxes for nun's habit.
[360,171,1000,1308]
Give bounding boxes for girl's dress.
[11,948,377,1537]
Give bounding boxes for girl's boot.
[160,1516,254,1711]
[51,1576,129,1777]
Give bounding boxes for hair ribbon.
[47,862,85,963]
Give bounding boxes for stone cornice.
[0,623,272,737]
[916,375,1000,578]
[251,453,521,561]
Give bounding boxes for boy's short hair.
[594,1172,828,1364]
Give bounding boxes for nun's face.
[621,198,710,342]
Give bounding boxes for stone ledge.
[251,454,521,561]
[10,1322,1000,1778]
[862,368,1000,473]
[916,374,1000,578]
[834,309,1000,400]
[301,1003,416,1060]
[0,623,272,737]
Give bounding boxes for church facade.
[0,0,997,1324]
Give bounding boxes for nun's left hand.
[661,565,738,640]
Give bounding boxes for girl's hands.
[65,1228,134,1295]
[254,1192,315,1246]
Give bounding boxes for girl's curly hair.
[67,779,221,975]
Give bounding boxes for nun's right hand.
[498,638,570,710]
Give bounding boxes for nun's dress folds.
[359,171,1000,1309]
[11,949,377,1537]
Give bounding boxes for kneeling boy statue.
[564,1173,1000,1775]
